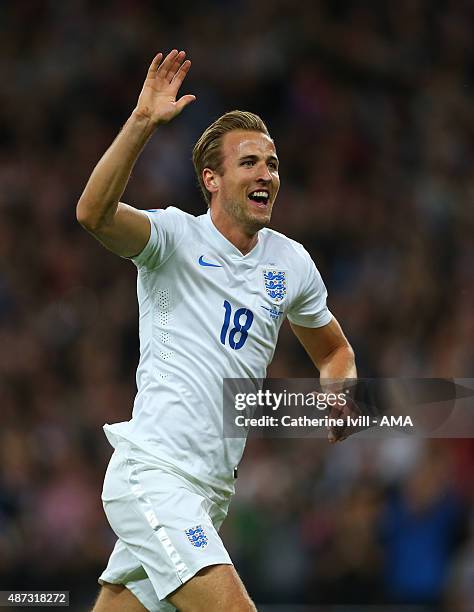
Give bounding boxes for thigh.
[99,539,167,611]
[91,583,147,612]
[168,564,256,612]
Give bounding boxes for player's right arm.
[76,50,195,257]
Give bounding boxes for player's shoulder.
[260,227,311,262]
[146,205,193,221]
[145,205,198,234]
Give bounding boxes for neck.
[210,207,258,255]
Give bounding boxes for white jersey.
[104,207,332,493]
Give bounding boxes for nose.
[256,163,272,183]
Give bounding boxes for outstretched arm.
[76,50,196,257]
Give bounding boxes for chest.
[149,241,296,352]
[179,243,292,311]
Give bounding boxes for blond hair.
[192,110,270,206]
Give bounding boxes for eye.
[242,160,254,167]
[268,162,278,171]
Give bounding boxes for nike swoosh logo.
[198,255,222,268]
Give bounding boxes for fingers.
[156,49,178,78]
[175,94,197,113]
[149,50,192,91]
[145,49,179,81]
[155,49,187,83]
[328,425,346,443]
[327,409,343,443]
[139,49,195,122]
[166,50,186,82]
[327,396,363,443]
[328,424,348,443]
[171,59,192,89]
[327,400,350,442]
[147,52,163,76]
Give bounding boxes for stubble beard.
[224,197,272,235]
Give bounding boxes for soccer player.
[77,50,356,612]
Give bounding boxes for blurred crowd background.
[0,0,473,610]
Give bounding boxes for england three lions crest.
[262,269,287,304]
[185,525,208,549]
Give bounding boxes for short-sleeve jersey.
[104,207,332,493]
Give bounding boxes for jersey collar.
[200,209,263,262]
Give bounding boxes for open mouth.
[248,190,270,209]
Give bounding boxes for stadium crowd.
[0,0,473,609]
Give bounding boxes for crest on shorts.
[262,269,287,304]
[185,525,208,549]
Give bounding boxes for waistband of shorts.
[113,440,234,508]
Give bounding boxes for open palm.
[135,49,196,124]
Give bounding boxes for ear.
[203,168,219,194]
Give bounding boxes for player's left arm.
[290,317,356,380]
[291,317,357,442]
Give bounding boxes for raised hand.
[134,50,196,125]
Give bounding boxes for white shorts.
[98,443,233,612]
